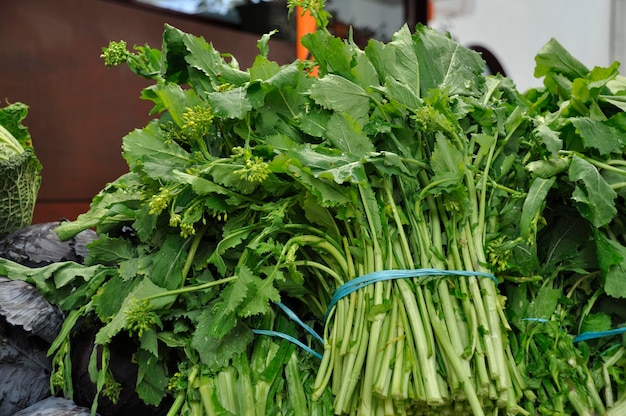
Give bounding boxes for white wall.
[429,0,614,92]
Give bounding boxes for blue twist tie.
[324,268,497,323]
[519,318,626,344]
[275,301,324,345]
[574,327,626,343]
[252,329,323,360]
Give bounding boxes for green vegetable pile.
[0,102,41,238]
[2,1,626,415]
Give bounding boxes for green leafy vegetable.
[3,3,626,416]
[0,102,42,237]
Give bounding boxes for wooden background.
[0,0,295,224]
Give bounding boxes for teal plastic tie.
[252,329,323,360]
[520,318,626,343]
[275,301,324,345]
[324,268,497,323]
[574,327,626,343]
[253,269,498,361]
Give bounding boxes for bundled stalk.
[166,311,333,416]
[293,72,530,414]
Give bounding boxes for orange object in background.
[295,6,316,60]
[295,6,318,76]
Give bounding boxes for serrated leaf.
[325,112,375,156]
[595,230,626,299]
[149,233,191,290]
[94,278,174,345]
[300,30,353,77]
[350,48,381,89]
[533,124,563,157]
[379,76,421,110]
[568,155,617,227]
[298,107,330,138]
[309,75,371,125]
[414,24,485,96]
[520,176,555,235]
[221,266,254,315]
[134,349,170,406]
[85,235,136,266]
[430,133,465,183]
[123,121,191,180]
[192,307,253,370]
[570,117,624,155]
[534,38,589,81]
[180,28,249,87]
[289,146,367,184]
[388,25,420,95]
[364,38,397,84]
[93,275,139,323]
[249,55,281,81]
[580,313,612,333]
[526,286,561,320]
[207,87,253,119]
[206,221,255,276]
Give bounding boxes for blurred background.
[1,0,624,224]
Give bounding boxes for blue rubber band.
[253,269,497,361]
[324,268,497,323]
[574,327,626,343]
[522,318,549,323]
[275,301,324,345]
[519,318,626,343]
[252,329,323,360]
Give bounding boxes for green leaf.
[520,177,555,235]
[533,124,563,157]
[539,212,591,273]
[414,24,485,96]
[387,25,420,95]
[595,230,626,299]
[297,107,330,138]
[425,133,466,197]
[308,75,371,125]
[286,162,352,208]
[534,38,589,81]
[350,48,381,90]
[94,278,174,345]
[249,55,281,81]
[580,313,612,333]
[300,31,353,77]
[325,112,375,156]
[568,155,617,227]
[149,234,191,290]
[221,266,255,315]
[192,307,253,371]
[123,121,191,181]
[0,258,113,309]
[379,76,421,110]
[180,27,249,87]
[289,145,367,185]
[134,349,170,406]
[300,192,341,242]
[55,173,143,240]
[93,275,139,322]
[570,117,624,155]
[207,87,253,119]
[526,286,561,320]
[85,235,137,266]
[257,30,278,58]
[526,158,569,179]
[364,38,397,85]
